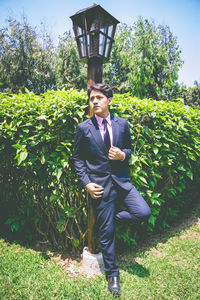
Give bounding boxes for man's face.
[89,90,112,118]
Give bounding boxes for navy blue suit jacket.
[73,115,133,199]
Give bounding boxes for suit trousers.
[93,182,151,277]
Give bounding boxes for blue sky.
[0,0,199,87]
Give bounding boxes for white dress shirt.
[95,114,126,161]
[95,114,113,146]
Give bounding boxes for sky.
[0,0,200,87]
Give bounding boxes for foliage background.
[0,90,199,250]
[0,16,199,107]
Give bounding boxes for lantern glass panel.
[108,25,113,37]
[90,22,96,31]
[79,36,86,57]
[78,26,84,36]
[105,38,111,58]
[100,24,107,34]
[87,34,90,54]
[99,33,106,56]
[87,34,93,55]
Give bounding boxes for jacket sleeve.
[73,124,91,187]
[122,120,132,161]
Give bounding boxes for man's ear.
[108,97,113,106]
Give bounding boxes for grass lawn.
[0,206,199,300]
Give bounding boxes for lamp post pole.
[70,4,119,256]
[87,56,103,253]
[87,57,103,89]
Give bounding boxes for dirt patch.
[30,241,83,277]
[56,256,84,277]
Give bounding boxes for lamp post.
[70,4,119,255]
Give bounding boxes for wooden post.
[87,57,103,90]
[87,198,99,253]
[87,57,103,254]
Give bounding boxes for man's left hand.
[108,146,125,161]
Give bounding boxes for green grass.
[0,209,200,299]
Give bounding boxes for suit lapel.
[89,117,107,154]
[88,115,119,152]
[111,115,119,146]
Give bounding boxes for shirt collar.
[95,113,111,127]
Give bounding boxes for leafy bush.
[0,90,199,250]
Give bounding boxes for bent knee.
[142,207,151,219]
[133,206,151,220]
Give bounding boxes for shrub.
[0,90,199,250]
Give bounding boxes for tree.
[104,24,131,93]
[54,32,87,91]
[0,15,184,99]
[194,80,200,88]
[178,82,200,107]
[0,17,55,94]
[104,18,183,100]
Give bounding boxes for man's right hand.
[85,182,104,199]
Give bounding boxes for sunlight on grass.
[0,217,199,299]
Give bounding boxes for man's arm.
[108,146,125,160]
[121,119,132,160]
[73,124,104,199]
[85,182,104,199]
[108,119,132,161]
[73,124,91,187]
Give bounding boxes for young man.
[73,83,151,297]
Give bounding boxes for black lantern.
[70,4,120,62]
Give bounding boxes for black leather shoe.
[107,276,120,297]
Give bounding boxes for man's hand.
[85,182,104,199]
[108,146,125,161]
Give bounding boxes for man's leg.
[94,186,119,278]
[115,186,151,222]
[95,185,121,297]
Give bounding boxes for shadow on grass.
[120,260,150,277]
[117,201,200,260]
[0,201,199,276]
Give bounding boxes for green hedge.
[0,90,200,250]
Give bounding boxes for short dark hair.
[88,83,113,99]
